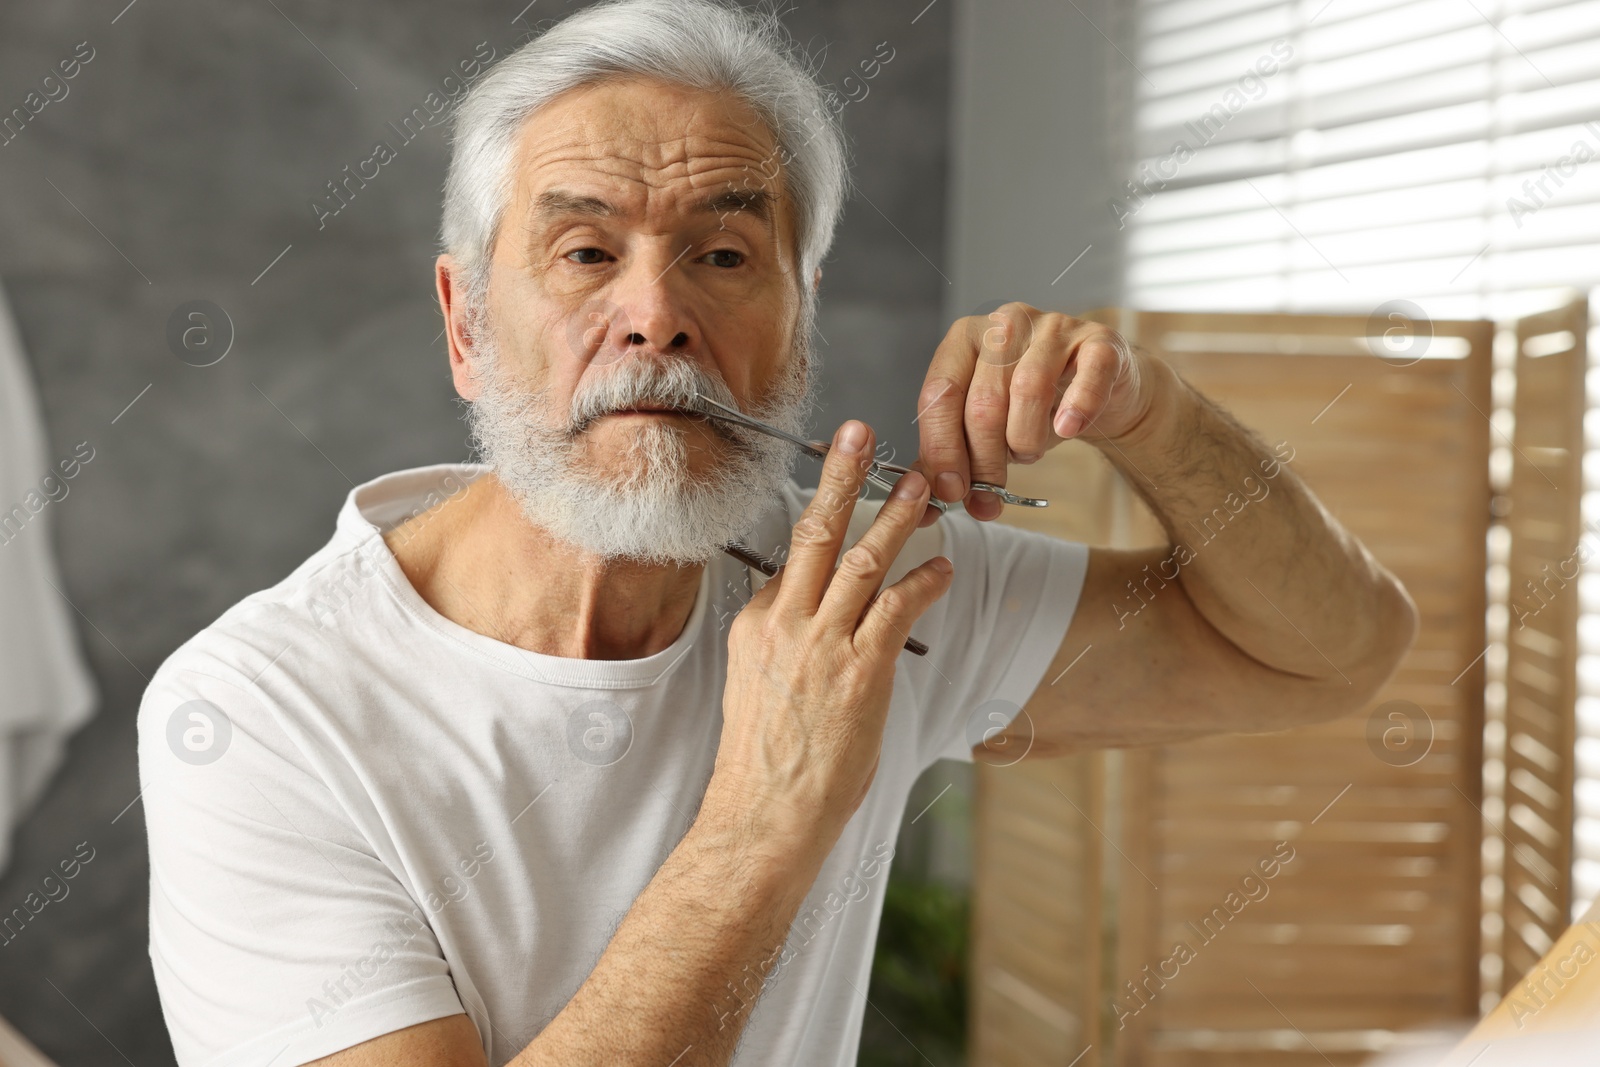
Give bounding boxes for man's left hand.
[913,303,1155,522]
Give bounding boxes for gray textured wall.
[947,0,1128,320]
[0,1,952,1061]
[907,0,1131,891]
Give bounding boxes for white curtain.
[0,280,97,876]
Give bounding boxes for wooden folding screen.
[1116,312,1492,1064]
[1498,299,1588,991]
[968,437,1120,1067]
[972,309,1495,1066]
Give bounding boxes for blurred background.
[1,0,1598,1064]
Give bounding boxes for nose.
[626,325,689,350]
[593,251,699,362]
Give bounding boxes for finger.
[1006,317,1071,461]
[779,420,875,612]
[817,469,932,633]
[854,555,953,659]
[977,303,1034,374]
[964,307,1036,521]
[1055,329,1127,439]
[916,319,982,505]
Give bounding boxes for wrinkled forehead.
[504,76,795,247]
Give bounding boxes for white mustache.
[566,359,754,448]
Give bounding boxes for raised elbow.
[1375,573,1420,680]
[1341,570,1420,712]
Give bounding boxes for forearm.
[509,777,829,1067]
[1097,357,1416,687]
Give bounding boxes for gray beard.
[463,309,817,566]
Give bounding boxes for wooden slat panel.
[1110,310,1492,1066]
[972,754,1103,1067]
[971,309,1498,1067]
[1498,299,1587,992]
[972,410,1123,1067]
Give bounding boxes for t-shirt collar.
[333,463,714,690]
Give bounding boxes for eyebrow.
[532,187,775,223]
[700,188,773,222]
[534,190,619,218]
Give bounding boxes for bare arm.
[906,304,1416,760]
[510,782,837,1065]
[313,423,950,1066]
[1102,356,1415,681]
[308,801,828,1067]
[997,353,1418,757]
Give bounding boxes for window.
[1122,0,1600,321]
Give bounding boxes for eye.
[566,248,608,265]
[703,249,745,268]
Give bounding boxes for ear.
[812,267,822,291]
[437,254,482,402]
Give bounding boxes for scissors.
[688,391,1049,512]
[721,540,930,656]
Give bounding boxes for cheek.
[482,287,569,379]
[750,304,803,392]
[726,281,800,362]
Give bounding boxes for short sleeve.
[138,657,469,1066]
[908,510,1090,768]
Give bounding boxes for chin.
[580,420,727,482]
[470,390,796,565]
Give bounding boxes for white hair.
[440,0,851,308]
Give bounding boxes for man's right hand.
[709,419,953,853]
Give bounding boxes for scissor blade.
[689,390,951,511]
[689,393,815,450]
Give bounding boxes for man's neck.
[384,473,705,660]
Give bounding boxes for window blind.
[1122,0,1600,322]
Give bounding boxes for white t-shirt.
[138,463,1088,1067]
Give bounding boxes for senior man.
[138,1,1417,1065]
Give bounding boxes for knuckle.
[1121,350,1142,386]
[1010,365,1057,404]
[1041,315,1074,344]
[839,542,886,580]
[821,467,864,501]
[757,617,794,660]
[966,388,1010,429]
[795,510,842,546]
[1090,325,1127,354]
[920,375,962,414]
[1009,430,1047,458]
[792,512,825,543]
[981,322,1009,354]
[872,587,907,617]
[730,610,780,659]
